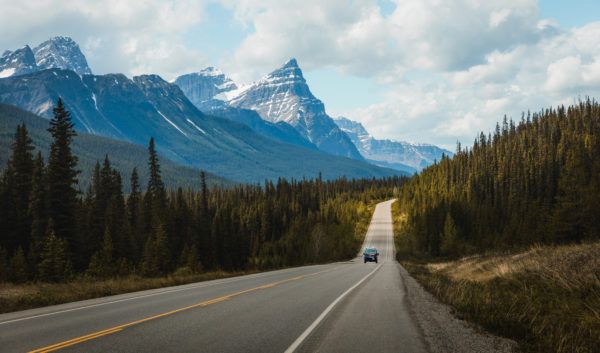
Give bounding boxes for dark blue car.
[363,247,379,263]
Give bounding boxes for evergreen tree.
[147,138,165,212]
[440,213,460,256]
[29,152,46,252]
[87,228,115,278]
[127,168,142,259]
[9,247,28,283]
[38,220,71,282]
[0,247,7,282]
[45,99,79,265]
[6,124,35,252]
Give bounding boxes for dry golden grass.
[427,242,600,291]
[0,270,250,314]
[400,242,600,353]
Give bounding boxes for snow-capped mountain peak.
[0,45,38,78]
[0,36,92,78]
[223,59,363,159]
[33,36,92,76]
[173,67,238,111]
[334,116,452,172]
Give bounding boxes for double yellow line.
[29,267,336,353]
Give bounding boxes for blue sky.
[177,0,600,134]
[1,0,599,149]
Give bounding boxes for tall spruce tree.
[7,124,35,252]
[46,99,80,265]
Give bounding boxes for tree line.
[396,99,600,257]
[0,99,403,282]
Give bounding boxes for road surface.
[0,200,428,353]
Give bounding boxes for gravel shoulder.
[396,263,518,353]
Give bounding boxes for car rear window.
[365,248,377,254]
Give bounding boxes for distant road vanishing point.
[0,200,428,353]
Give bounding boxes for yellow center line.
[28,267,339,353]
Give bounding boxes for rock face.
[33,36,92,75]
[225,59,364,160]
[0,46,38,78]
[0,68,400,181]
[174,67,237,111]
[334,117,452,172]
[0,37,92,78]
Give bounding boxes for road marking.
[27,267,338,353]
[283,263,383,353]
[0,266,323,326]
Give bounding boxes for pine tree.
[46,99,79,265]
[440,213,460,256]
[141,222,170,276]
[9,247,28,283]
[147,137,165,212]
[0,247,8,282]
[29,152,46,253]
[87,228,115,278]
[127,168,142,259]
[7,124,35,252]
[38,220,71,282]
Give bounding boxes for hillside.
[396,100,600,257]
[0,104,231,191]
[0,69,400,182]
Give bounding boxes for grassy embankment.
[0,202,376,314]
[392,202,600,353]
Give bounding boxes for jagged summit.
[334,116,452,172]
[282,58,299,68]
[0,45,38,78]
[33,36,92,75]
[226,59,363,160]
[0,36,92,78]
[174,67,238,111]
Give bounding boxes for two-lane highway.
[0,200,427,353]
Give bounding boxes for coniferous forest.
[0,100,402,283]
[396,99,600,257]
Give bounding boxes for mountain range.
[0,36,91,78]
[334,117,452,173]
[174,60,451,172]
[0,103,231,191]
[0,37,399,182]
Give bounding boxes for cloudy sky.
[1,0,599,149]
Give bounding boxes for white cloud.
[0,0,210,80]
[349,21,600,149]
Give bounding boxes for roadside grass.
[0,201,378,315]
[392,203,600,353]
[0,271,251,315]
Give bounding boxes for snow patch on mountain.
[334,116,452,172]
[174,67,238,111]
[157,110,188,138]
[0,46,38,77]
[224,58,363,160]
[33,36,92,75]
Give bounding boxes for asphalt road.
[0,200,428,353]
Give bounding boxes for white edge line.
[284,263,383,353]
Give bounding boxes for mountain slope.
[173,68,237,111]
[174,68,318,150]
[33,36,92,75]
[226,59,363,160]
[0,46,38,78]
[0,69,400,182]
[334,117,452,171]
[0,36,92,78]
[0,104,231,191]
[209,106,318,150]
